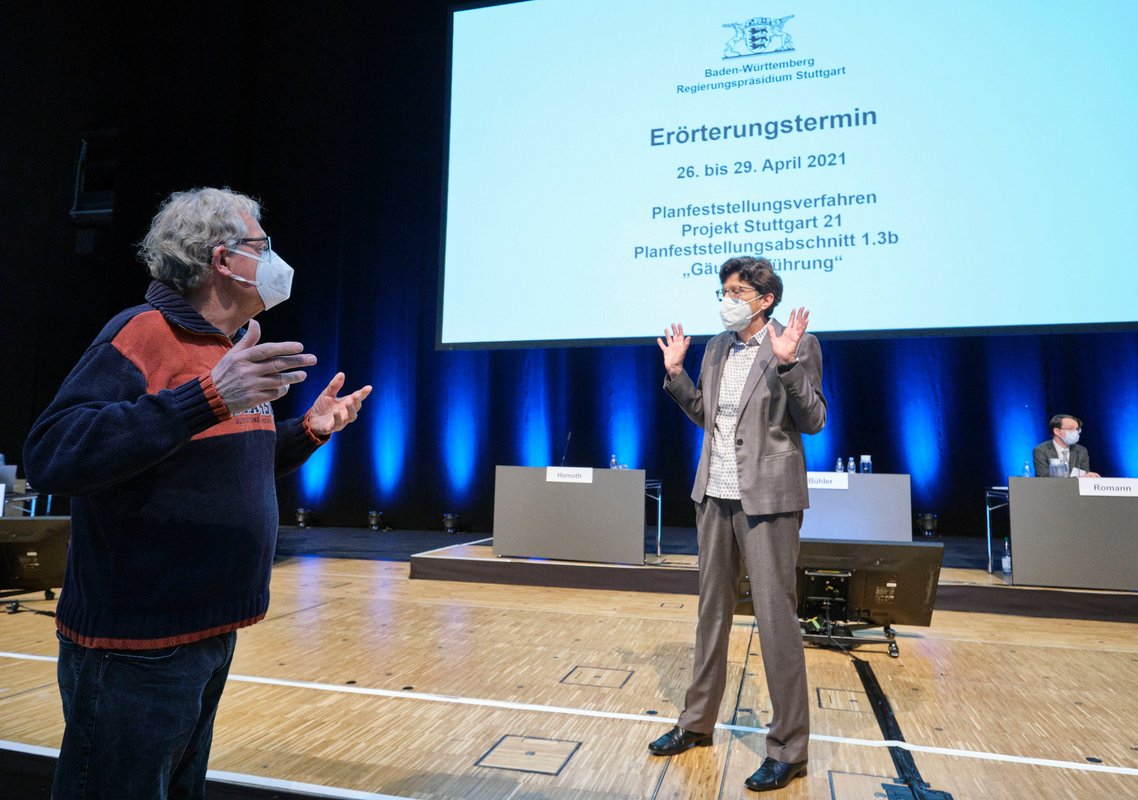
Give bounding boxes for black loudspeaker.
[69,129,117,228]
[69,128,118,260]
[0,516,70,596]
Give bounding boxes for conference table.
[801,472,912,541]
[1004,476,1138,591]
[492,467,914,565]
[493,466,648,565]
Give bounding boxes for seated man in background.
[1032,414,1099,477]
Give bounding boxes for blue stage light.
[519,350,551,467]
[890,341,945,497]
[372,381,410,501]
[602,348,649,469]
[444,395,477,499]
[801,430,832,472]
[300,436,334,502]
[292,322,338,507]
[441,352,486,503]
[1105,338,1138,477]
[897,393,941,496]
[687,423,703,477]
[803,351,841,471]
[987,337,1045,481]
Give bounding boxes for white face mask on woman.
[719,296,763,331]
[227,249,295,310]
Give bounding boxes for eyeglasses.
[233,235,271,254]
[715,286,759,301]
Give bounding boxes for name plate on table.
[546,467,594,484]
[1078,477,1138,497]
[807,472,849,490]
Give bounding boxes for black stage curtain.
[3,2,1134,536]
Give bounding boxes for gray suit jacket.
[1032,440,1090,476]
[665,321,827,516]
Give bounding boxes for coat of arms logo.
[723,15,795,58]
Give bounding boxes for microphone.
[560,431,573,467]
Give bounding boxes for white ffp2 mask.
[228,250,294,310]
[719,296,761,331]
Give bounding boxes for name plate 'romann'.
[1077,477,1138,497]
[546,467,594,484]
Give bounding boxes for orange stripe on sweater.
[112,310,231,395]
[111,310,275,437]
[57,613,266,650]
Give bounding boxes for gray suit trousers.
[677,497,809,763]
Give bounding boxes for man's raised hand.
[307,373,373,437]
[211,319,316,414]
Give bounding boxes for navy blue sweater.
[24,282,324,649]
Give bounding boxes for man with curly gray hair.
[140,187,262,292]
[25,187,372,800]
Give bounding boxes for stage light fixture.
[295,507,309,529]
[916,512,938,538]
[443,512,459,535]
[368,510,389,531]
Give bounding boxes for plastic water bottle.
[1022,461,1031,478]
[860,455,872,474]
[1001,539,1012,574]
[609,454,618,469]
[835,457,844,472]
[847,456,855,474]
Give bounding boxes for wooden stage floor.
[2,554,1137,799]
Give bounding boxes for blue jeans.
[53,630,237,800]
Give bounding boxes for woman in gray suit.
[649,256,827,793]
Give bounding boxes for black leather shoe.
[647,726,713,756]
[744,756,808,791]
